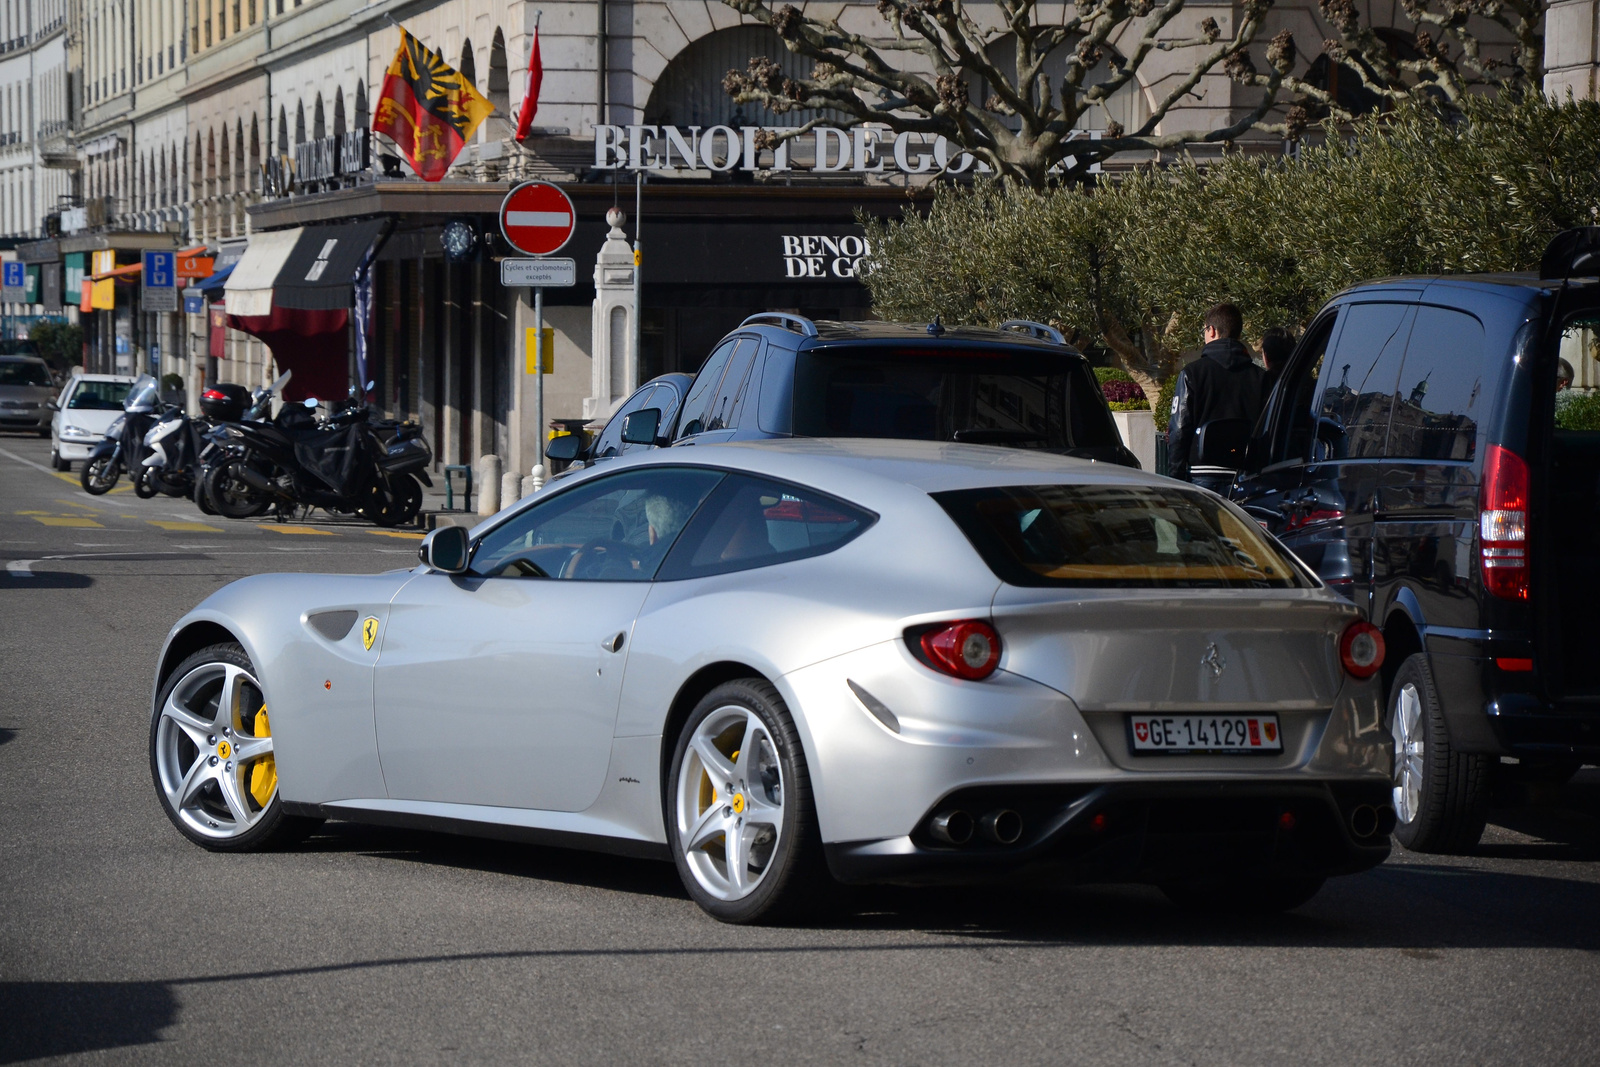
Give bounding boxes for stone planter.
[1111,409,1157,473]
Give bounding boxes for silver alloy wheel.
[674,705,785,901]
[1392,682,1424,824]
[154,661,276,840]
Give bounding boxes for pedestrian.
[1167,302,1265,491]
[1259,326,1295,398]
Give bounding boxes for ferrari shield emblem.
[361,617,380,651]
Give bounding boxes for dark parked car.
[552,315,1137,470]
[1221,228,1600,853]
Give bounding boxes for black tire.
[1389,653,1489,853]
[667,679,830,924]
[150,642,322,852]
[80,455,118,494]
[1161,876,1326,913]
[37,427,50,438]
[133,467,159,498]
[49,446,67,471]
[205,461,271,519]
[362,475,423,527]
[193,477,219,516]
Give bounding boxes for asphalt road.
[1,432,1597,1066]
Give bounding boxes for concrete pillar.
[477,453,502,516]
[1545,2,1600,99]
[500,470,522,512]
[584,206,636,420]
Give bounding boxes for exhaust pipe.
[1348,804,1380,839]
[979,809,1024,845]
[928,810,973,846]
[234,464,276,494]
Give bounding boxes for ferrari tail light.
[1339,620,1385,679]
[919,620,1001,680]
[1479,444,1529,601]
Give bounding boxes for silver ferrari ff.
[149,439,1393,922]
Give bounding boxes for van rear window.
[935,484,1310,588]
[793,348,1118,450]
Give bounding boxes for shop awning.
[223,228,302,317]
[272,220,388,311]
[193,264,234,295]
[90,261,144,282]
[227,305,350,403]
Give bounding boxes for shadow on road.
[0,726,15,746]
[0,980,177,1064]
[0,570,94,589]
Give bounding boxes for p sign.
[499,181,576,257]
[143,250,176,289]
[1,260,25,303]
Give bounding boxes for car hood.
[57,407,122,433]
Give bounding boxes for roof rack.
[998,319,1067,345]
[740,312,818,337]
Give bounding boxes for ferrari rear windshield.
[934,484,1310,589]
[792,348,1118,450]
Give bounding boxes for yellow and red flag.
[372,29,494,182]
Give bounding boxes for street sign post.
[141,250,178,313]
[500,257,576,288]
[499,181,580,472]
[1,260,25,304]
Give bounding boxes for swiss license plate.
[1126,714,1282,754]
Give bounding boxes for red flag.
[372,29,493,182]
[515,23,543,141]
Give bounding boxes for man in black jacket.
[1167,303,1265,490]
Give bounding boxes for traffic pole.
[534,284,545,472]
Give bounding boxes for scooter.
[80,375,163,496]
[139,406,218,513]
[193,371,292,519]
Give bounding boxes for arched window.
[459,38,476,88]
[277,105,288,154]
[487,29,509,113]
[235,120,245,191]
[295,100,305,144]
[249,115,261,190]
[645,26,834,129]
[355,81,368,128]
[333,88,345,137]
[313,93,325,140]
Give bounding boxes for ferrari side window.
[471,467,724,581]
[657,474,877,580]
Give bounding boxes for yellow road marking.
[368,530,424,540]
[149,520,223,532]
[16,510,49,515]
[59,499,100,511]
[35,517,103,527]
[258,524,335,536]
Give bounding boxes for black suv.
[555,314,1136,469]
[1223,228,1600,852]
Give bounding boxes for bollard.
[529,464,546,492]
[477,454,502,516]
[500,470,522,511]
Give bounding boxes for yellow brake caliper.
[248,705,278,807]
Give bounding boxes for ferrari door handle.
[602,631,626,653]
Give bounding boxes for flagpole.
[534,284,544,473]
[632,172,641,397]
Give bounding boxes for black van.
[553,314,1137,469]
[1225,229,1600,853]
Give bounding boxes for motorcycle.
[138,406,217,511]
[79,375,163,496]
[192,372,289,519]
[204,382,432,528]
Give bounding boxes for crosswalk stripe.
[368,530,424,540]
[149,520,223,532]
[34,517,103,527]
[258,524,335,536]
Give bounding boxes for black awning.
[271,219,387,310]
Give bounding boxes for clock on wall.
[441,219,478,262]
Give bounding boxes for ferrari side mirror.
[420,525,471,574]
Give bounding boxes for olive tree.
[720,0,1299,188]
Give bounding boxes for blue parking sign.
[1,261,23,287]
[143,250,175,288]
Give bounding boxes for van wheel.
[1389,654,1488,853]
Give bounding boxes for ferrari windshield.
[935,484,1310,588]
[792,348,1118,450]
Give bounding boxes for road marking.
[368,530,424,540]
[0,445,61,475]
[16,510,49,515]
[34,516,103,527]
[6,560,35,577]
[258,524,336,536]
[5,549,202,578]
[149,520,223,532]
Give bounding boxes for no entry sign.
[499,181,576,257]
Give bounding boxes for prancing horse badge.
[361,616,380,651]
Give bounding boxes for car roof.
[0,354,48,364]
[728,318,1084,357]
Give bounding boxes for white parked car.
[149,439,1393,923]
[50,372,137,471]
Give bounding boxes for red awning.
[227,305,350,403]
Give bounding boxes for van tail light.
[1339,620,1385,679]
[918,620,1002,680]
[1479,444,1529,601]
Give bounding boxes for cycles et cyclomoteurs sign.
[592,124,1102,176]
